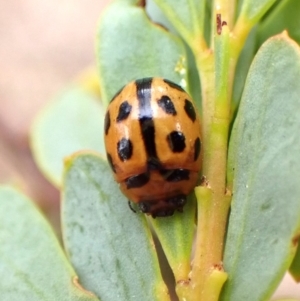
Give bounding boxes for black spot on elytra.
[184,99,196,122]
[126,173,150,189]
[104,111,111,135]
[116,101,132,122]
[160,169,190,182]
[194,137,201,161]
[157,95,177,115]
[163,79,185,92]
[117,138,133,161]
[167,131,186,152]
[127,201,137,213]
[147,157,162,170]
[106,153,115,173]
[136,78,160,162]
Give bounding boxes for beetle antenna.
[128,201,137,213]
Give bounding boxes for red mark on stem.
[292,233,300,247]
[213,262,224,271]
[138,0,146,7]
[216,14,227,35]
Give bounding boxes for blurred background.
[0,0,108,228]
[0,0,298,298]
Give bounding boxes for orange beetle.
[104,77,202,217]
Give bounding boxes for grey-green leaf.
[62,152,170,301]
[97,0,187,105]
[153,0,205,47]
[222,34,300,301]
[31,85,105,187]
[238,0,277,25]
[0,186,99,301]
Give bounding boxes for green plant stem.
[232,16,253,59]
[183,6,255,301]
[185,45,232,301]
[197,51,215,164]
[177,4,254,300]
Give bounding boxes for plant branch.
[177,2,257,300]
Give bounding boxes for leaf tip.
[72,276,96,297]
[74,67,102,98]
[63,153,77,171]
[281,30,290,38]
[63,150,105,174]
[269,30,295,44]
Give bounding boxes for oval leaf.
[97,0,187,105]
[62,152,170,301]
[0,186,99,301]
[31,84,105,187]
[222,34,300,301]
